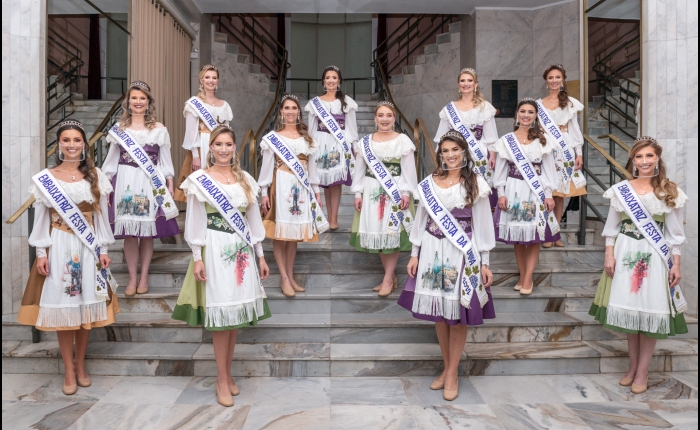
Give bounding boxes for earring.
[374,121,378,132]
[531,121,536,129]
[145,107,149,115]
[58,147,64,161]
[209,152,216,165]
[230,154,236,166]
[653,163,660,176]
[215,86,218,92]
[80,146,85,161]
[515,120,521,127]
[439,155,448,171]
[560,85,565,91]
[474,87,477,95]
[632,165,638,177]
[296,115,301,124]
[458,89,462,96]
[128,106,133,115]
[199,83,204,92]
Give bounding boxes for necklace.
[211,166,234,183]
[58,167,80,181]
[640,185,653,195]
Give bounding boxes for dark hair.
[55,122,102,212]
[275,96,314,146]
[514,100,547,146]
[434,134,479,207]
[321,66,348,112]
[542,65,572,109]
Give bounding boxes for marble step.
[3,339,696,377]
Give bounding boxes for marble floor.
[2,372,697,429]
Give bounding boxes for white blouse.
[537,96,584,156]
[491,134,558,199]
[180,171,265,260]
[102,126,176,179]
[305,96,360,145]
[410,176,495,264]
[351,133,417,198]
[182,100,233,156]
[434,101,499,148]
[258,135,321,196]
[28,168,115,258]
[602,186,688,255]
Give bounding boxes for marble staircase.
[3,188,697,377]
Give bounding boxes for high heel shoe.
[280,278,296,297]
[229,383,240,396]
[136,284,149,295]
[631,376,648,394]
[443,380,459,401]
[514,284,523,291]
[542,242,553,248]
[124,285,137,297]
[216,384,234,407]
[291,281,306,293]
[520,282,533,295]
[429,378,444,390]
[619,375,635,386]
[374,275,398,292]
[553,240,565,248]
[62,382,78,396]
[378,281,393,297]
[77,376,91,387]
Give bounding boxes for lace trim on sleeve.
[411,245,420,257]
[480,251,490,266]
[671,245,682,256]
[254,242,264,258]
[100,245,108,255]
[605,237,616,247]
[96,168,114,195]
[36,247,47,258]
[192,245,202,261]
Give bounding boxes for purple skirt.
[109,172,180,239]
[397,272,496,327]
[320,165,353,188]
[492,206,561,245]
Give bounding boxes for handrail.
[6,197,35,225]
[237,129,257,178]
[597,133,630,153]
[414,118,437,180]
[583,133,633,180]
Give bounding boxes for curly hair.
[434,134,480,207]
[542,65,572,109]
[627,138,680,208]
[55,122,102,213]
[514,100,547,146]
[205,126,256,205]
[119,81,158,131]
[197,65,219,100]
[456,69,486,108]
[275,96,314,146]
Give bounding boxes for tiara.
[520,97,536,102]
[212,124,233,132]
[460,68,476,74]
[550,64,565,69]
[377,101,395,109]
[634,136,658,145]
[280,94,299,103]
[201,64,218,71]
[441,131,464,141]
[129,81,150,92]
[325,65,340,72]
[58,120,84,131]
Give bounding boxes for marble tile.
[156,404,251,430]
[400,377,485,405]
[2,400,92,430]
[562,23,580,73]
[599,355,668,374]
[67,403,171,430]
[175,376,260,406]
[1,373,57,401]
[585,373,697,402]
[489,403,592,429]
[668,371,698,390]
[476,10,533,32]
[561,0,580,25]
[566,401,674,428]
[253,377,330,406]
[97,376,191,405]
[546,374,628,403]
[466,340,600,360]
[477,32,533,77]
[331,343,451,360]
[242,405,331,430]
[330,377,408,405]
[330,405,416,430]
[85,341,200,360]
[410,404,504,429]
[193,343,330,361]
[670,354,699,372]
[533,4,561,30]
[25,375,123,404]
[643,399,698,430]
[470,375,567,404]
[2,356,59,374]
[586,339,698,358]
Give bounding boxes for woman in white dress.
[435,68,499,206]
[350,101,416,296]
[591,138,688,394]
[260,95,322,297]
[492,99,560,295]
[17,120,118,395]
[173,125,270,407]
[102,81,180,296]
[539,64,586,248]
[174,64,233,202]
[305,65,359,230]
[398,131,495,401]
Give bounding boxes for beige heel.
[619,376,634,386]
[216,385,234,407]
[62,383,77,396]
[77,376,91,387]
[429,379,444,390]
[229,383,240,396]
[631,376,648,394]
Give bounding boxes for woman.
[305,65,359,230]
[435,68,499,206]
[17,120,118,395]
[102,81,180,296]
[172,125,271,407]
[260,95,323,297]
[174,64,233,202]
[539,64,586,248]
[350,101,416,297]
[398,131,495,401]
[492,98,559,295]
[590,137,688,394]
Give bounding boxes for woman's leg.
[74,328,90,380]
[137,238,154,291]
[273,240,294,296]
[444,324,468,392]
[553,196,565,223]
[332,185,342,226]
[377,252,399,294]
[624,333,640,380]
[635,334,657,384]
[434,322,450,384]
[212,331,232,396]
[521,244,540,292]
[285,241,303,292]
[226,329,239,389]
[323,188,335,226]
[513,244,527,287]
[123,238,139,293]
[56,330,76,387]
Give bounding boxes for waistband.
[207,211,246,234]
[365,162,401,179]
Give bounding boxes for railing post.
[353,81,356,100]
[578,143,588,245]
[307,81,310,100]
[608,109,614,186]
[26,206,41,343]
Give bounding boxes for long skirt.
[263,162,319,242]
[314,131,352,188]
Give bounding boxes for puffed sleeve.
[344,105,359,144]
[471,193,496,265]
[246,201,265,257]
[434,110,451,143]
[305,101,320,141]
[183,192,208,261]
[601,188,622,246]
[409,197,429,255]
[665,189,688,254]
[28,201,52,256]
[398,137,418,196]
[493,147,509,198]
[351,142,367,197]
[481,116,499,149]
[306,148,321,193]
[539,150,557,199]
[157,128,175,179]
[182,111,200,153]
[101,135,120,179]
[94,169,115,252]
[568,116,584,156]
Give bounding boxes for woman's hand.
[258,257,270,280]
[400,195,410,211]
[669,264,682,288]
[498,196,508,211]
[481,265,493,287]
[354,197,362,212]
[544,198,555,212]
[36,257,49,276]
[261,196,270,216]
[194,260,207,282]
[575,155,583,171]
[192,156,201,171]
[316,193,323,210]
[407,256,418,278]
[167,178,174,196]
[489,152,497,170]
[604,251,616,278]
[99,254,111,269]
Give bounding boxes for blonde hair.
[457,70,486,108]
[197,65,219,101]
[119,81,157,131]
[205,126,256,204]
[275,96,314,146]
[627,138,680,208]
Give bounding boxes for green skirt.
[589,271,687,339]
[171,254,271,331]
[348,209,412,254]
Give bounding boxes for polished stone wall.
[2,0,46,315]
[641,0,698,315]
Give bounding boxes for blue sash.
[536,100,586,189]
[309,97,355,177]
[443,102,492,185]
